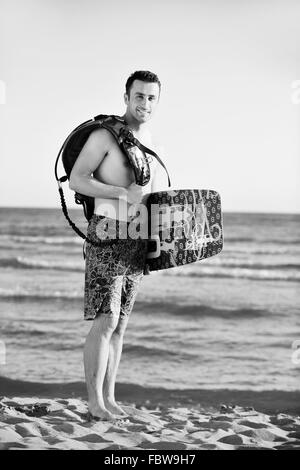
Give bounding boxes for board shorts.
[84,214,148,321]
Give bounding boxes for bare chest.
[93,138,157,187]
[93,140,134,186]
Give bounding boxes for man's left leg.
[103,314,130,416]
[103,273,143,416]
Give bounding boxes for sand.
[1,391,300,450]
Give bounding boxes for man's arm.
[69,129,127,200]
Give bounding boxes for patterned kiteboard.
[146,189,224,272]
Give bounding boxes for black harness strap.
[130,138,171,187]
[56,178,102,250]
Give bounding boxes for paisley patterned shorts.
[84,214,148,321]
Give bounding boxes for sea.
[0,207,299,393]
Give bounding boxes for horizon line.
[0,206,299,216]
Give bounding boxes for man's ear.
[124,92,129,105]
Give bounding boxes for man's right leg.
[84,313,120,420]
[83,214,127,419]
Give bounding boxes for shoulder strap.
[129,138,171,187]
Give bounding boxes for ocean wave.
[164,266,300,282]
[123,343,192,359]
[1,233,299,247]
[0,256,84,271]
[1,252,299,276]
[135,301,273,318]
[226,246,300,255]
[0,234,82,246]
[0,287,83,301]
[0,289,273,318]
[1,376,299,396]
[2,327,48,337]
[10,341,82,351]
[1,254,299,282]
[207,258,300,270]
[226,237,300,245]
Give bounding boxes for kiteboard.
[145,189,223,272]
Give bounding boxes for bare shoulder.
[85,127,115,146]
[78,128,116,158]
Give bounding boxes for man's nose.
[142,96,150,109]
[141,98,150,109]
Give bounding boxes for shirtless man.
[69,71,168,420]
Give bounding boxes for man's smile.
[136,108,150,116]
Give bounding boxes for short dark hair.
[125,70,161,98]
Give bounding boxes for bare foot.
[104,398,128,417]
[87,405,115,421]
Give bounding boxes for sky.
[0,0,299,213]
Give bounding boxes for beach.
[0,208,299,449]
[1,377,300,450]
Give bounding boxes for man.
[69,71,168,420]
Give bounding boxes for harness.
[54,114,171,247]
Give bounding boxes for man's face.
[124,80,160,123]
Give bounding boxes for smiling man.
[69,71,169,421]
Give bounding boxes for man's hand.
[126,182,144,204]
[143,263,151,275]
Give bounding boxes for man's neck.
[122,111,148,134]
